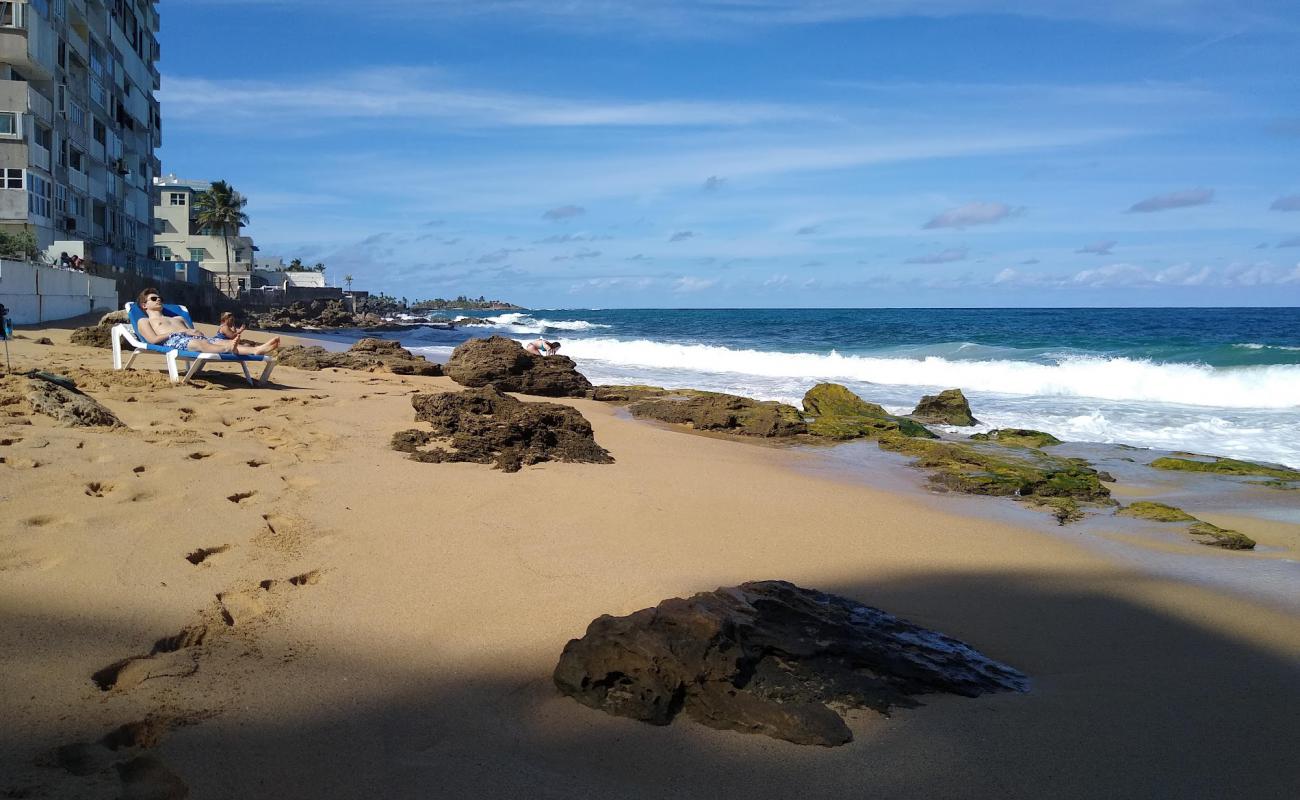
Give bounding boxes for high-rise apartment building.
[0,0,160,269]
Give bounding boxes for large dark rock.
[628,391,806,437]
[70,310,129,349]
[254,299,356,330]
[392,386,612,472]
[554,580,1027,746]
[444,336,591,397]
[909,388,979,426]
[24,376,124,427]
[802,383,936,440]
[277,338,441,376]
[970,428,1061,448]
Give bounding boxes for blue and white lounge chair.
[111,302,276,385]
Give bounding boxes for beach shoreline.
[2,325,1298,798]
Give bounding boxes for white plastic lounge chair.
[111,302,276,385]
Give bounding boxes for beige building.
[0,0,161,270]
[151,173,255,294]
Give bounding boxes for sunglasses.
[147,295,161,302]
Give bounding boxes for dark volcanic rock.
[444,335,591,397]
[277,338,441,376]
[392,386,612,472]
[802,383,936,440]
[910,388,979,426]
[970,428,1062,448]
[629,391,806,437]
[591,385,672,403]
[24,376,124,427]
[70,310,129,349]
[554,580,1027,746]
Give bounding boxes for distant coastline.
[410,297,525,311]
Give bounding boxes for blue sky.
[157,1,1300,308]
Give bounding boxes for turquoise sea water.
[312,307,1300,468]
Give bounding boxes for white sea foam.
[482,312,611,333]
[1233,342,1300,352]
[559,338,1300,410]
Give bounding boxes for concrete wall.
[0,258,116,323]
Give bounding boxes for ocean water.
[325,307,1300,469]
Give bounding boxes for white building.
[0,0,160,269]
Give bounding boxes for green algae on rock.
[1117,502,1196,522]
[629,391,807,437]
[802,383,937,441]
[1116,502,1255,550]
[1149,456,1300,482]
[591,385,671,403]
[909,388,979,426]
[969,429,1062,449]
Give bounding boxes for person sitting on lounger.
[215,311,247,341]
[135,289,281,356]
[525,338,561,356]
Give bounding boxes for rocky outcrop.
[802,383,936,440]
[1117,501,1255,549]
[591,385,672,403]
[444,336,591,397]
[70,310,129,349]
[629,391,806,437]
[969,428,1061,448]
[909,388,978,426]
[392,386,612,472]
[253,299,355,330]
[24,375,124,428]
[1149,455,1300,483]
[276,338,442,376]
[553,580,1027,747]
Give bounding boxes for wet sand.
[2,324,1298,799]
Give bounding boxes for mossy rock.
[1149,456,1300,482]
[629,392,806,437]
[1188,522,1256,550]
[909,388,979,426]
[1117,502,1196,522]
[969,429,1062,449]
[802,383,936,441]
[1248,479,1300,490]
[592,385,671,403]
[1026,497,1085,525]
[877,435,1112,508]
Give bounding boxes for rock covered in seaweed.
[444,336,592,397]
[591,385,672,403]
[278,338,442,376]
[553,580,1027,747]
[970,428,1062,448]
[1149,455,1300,483]
[628,391,806,437]
[392,386,612,472]
[802,383,936,440]
[909,388,979,426]
[1117,501,1255,549]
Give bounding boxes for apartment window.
[188,248,207,261]
[29,174,52,218]
[2,169,22,190]
[70,193,86,217]
[92,118,106,145]
[90,78,107,109]
[169,192,186,206]
[57,39,66,69]
[234,248,244,262]
[0,112,17,137]
[34,124,52,150]
[55,184,67,214]
[153,245,171,260]
[0,2,24,28]
[68,102,86,130]
[68,147,84,172]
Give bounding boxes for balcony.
[68,168,88,193]
[29,142,50,171]
[27,86,53,123]
[0,13,57,81]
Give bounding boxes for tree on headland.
[314,262,326,272]
[344,274,354,292]
[288,258,304,271]
[192,180,248,279]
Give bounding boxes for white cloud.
[923,201,1020,229]
[1126,187,1213,213]
[673,276,718,292]
[1077,239,1117,255]
[905,247,968,264]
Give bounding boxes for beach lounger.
[111,302,276,385]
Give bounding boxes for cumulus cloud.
[905,247,968,264]
[923,201,1019,229]
[1126,187,1213,213]
[673,276,717,292]
[1077,239,1117,255]
[668,230,696,242]
[542,204,586,221]
[702,176,726,193]
[1271,195,1300,211]
[1277,235,1300,248]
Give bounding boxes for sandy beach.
[2,322,1299,799]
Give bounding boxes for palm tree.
[343,274,354,292]
[192,180,248,282]
[313,262,326,272]
[288,258,303,271]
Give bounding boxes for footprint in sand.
[127,489,157,503]
[0,436,21,446]
[132,465,147,475]
[226,491,255,504]
[186,451,213,460]
[84,481,115,497]
[23,514,63,528]
[91,625,208,691]
[280,475,320,490]
[177,408,196,422]
[246,459,266,468]
[185,544,231,565]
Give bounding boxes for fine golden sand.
[2,322,1298,799]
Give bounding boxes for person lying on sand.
[525,338,561,356]
[215,311,247,341]
[135,289,281,356]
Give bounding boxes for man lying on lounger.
[135,288,281,356]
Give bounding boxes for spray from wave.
[559,338,1300,410]
[480,312,611,333]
